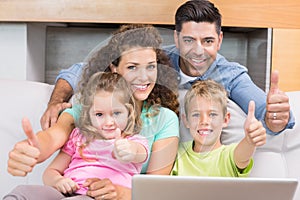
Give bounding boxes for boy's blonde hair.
[184,79,228,117]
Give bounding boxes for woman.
[7,24,179,200]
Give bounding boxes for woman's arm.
[146,136,179,174]
[7,112,75,176]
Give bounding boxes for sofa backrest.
[0,79,55,198]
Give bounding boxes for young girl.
[4,72,148,200]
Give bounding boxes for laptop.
[132,175,298,200]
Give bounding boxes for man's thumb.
[270,70,279,94]
[22,117,39,148]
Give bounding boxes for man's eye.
[204,39,214,44]
[184,39,193,44]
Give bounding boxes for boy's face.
[89,91,129,140]
[183,96,229,152]
[174,21,223,77]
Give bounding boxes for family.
[4,0,295,200]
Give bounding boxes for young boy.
[172,79,266,177]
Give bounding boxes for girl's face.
[89,90,129,140]
[183,96,229,153]
[111,47,157,104]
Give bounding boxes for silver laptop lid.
[132,175,298,200]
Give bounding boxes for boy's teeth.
[198,130,212,135]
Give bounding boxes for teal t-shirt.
[171,142,253,177]
[64,104,179,173]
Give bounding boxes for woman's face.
[111,47,157,103]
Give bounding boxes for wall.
[272,29,300,92]
[0,23,46,82]
[45,24,269,91]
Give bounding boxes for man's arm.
[40,79,73,130]
[40,62,85,130]
[230,70,295,135]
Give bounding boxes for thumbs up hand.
[113,128,138,163]
[266,70,290,133]
[7,117,40,176]
[244,101,266,147]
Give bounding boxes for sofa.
[0,79,299,199]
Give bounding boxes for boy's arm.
[234,101,266,169]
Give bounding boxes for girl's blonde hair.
[77,72,142,145]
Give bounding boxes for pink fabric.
[62,128,148,194]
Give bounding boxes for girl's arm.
[43,150,78,194]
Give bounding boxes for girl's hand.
[55,177,79,195]
[113,138,138,163]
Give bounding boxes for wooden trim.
[0,0,300,28]
[272,28,300,91]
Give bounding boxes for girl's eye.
[113,111,122,116]
[95,113,103,117]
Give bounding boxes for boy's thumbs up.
[244,100,256,131]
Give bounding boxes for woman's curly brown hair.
[77,24,179,117]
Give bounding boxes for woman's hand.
[84,178,131,200]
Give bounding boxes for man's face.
[174,21,223,77]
